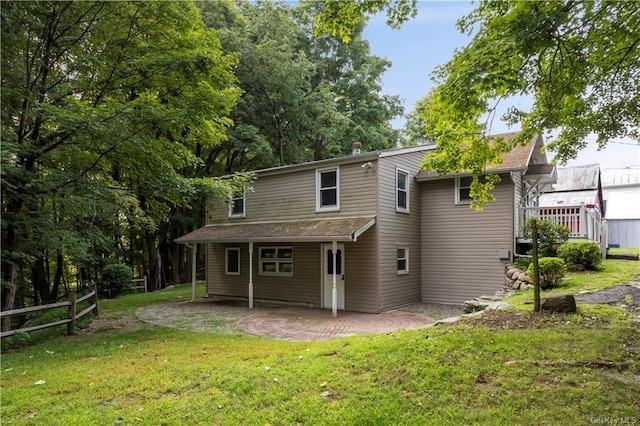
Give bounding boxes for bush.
[512,257,532,271]
[557,241,602,271]
[100,263,133,298]
[527,257,566,290]
[524,218,570,257]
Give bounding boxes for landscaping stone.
[485,302,511,311]
[463,300,489,314]
[504,266,533,291]
[541,294,577,313]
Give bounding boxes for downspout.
[186,243,197,302]
[249,241,254,309]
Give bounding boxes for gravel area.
[398,302,464,320]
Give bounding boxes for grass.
[505,248,640,307]
[1,260,639,425]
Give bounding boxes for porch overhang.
[175,216,376,244]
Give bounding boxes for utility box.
[498,249,511,260]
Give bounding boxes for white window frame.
[316,167,340,212]
[225,247,240,275]
[396,168,410,213]
[228,192,246,218]
[455,176,473,205]
[258,246,293,277]
[397,246,409,274]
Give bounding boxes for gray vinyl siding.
[421,176,514,304]
[207,242,321,306]
[377,151,427,310]
[607,219,640,248]
[344,226,379,313]
[207,161,378,224]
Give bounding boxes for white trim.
[225,247,240,275]
[396,167,410,213]
[258,246,293,277]
[455,176,473,205]
[378,145,434,157]
[228,193,246,218]
[396,246,409,274]
[316,166,340,212]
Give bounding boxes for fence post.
[144,275,147,293]
[91,285,99,316]
[67,293,77,335]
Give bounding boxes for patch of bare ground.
[81,315,146,334]
[460,309,615,330]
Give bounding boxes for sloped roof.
[539,190,598,207]
[415,132,545,180]
[601,167,640,188]
[175,216,376,244]
[550,164,601,192]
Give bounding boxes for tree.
[312,0,417,42]
[315,1,640,207]
[1,1,248,324]
[197,0,402,171]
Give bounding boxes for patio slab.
[236,307,436,341]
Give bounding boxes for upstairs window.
[396,169,409,212]
[455,176,473,204]
[316,167,340,212]
[229,192,246,218]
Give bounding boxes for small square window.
[396,169,409,212]
[397,247,409,274]
[456,176,473,204]
[316,168,340,211]
[229,192,246,217]
[225,248,240,275]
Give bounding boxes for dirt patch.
[135,299,275,334]
[81,315,145,334]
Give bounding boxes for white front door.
[322,243,345,310]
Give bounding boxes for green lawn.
[1,256,639,426]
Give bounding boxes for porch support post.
[332,240,337,318]
[249,241,254,309]
[187,243,197,302]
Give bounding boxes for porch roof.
[175,216,376,244]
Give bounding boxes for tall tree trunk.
[32,254,50,304]
[145,231,160,291]
[314,135,324,161]
[51,250,64,301]
[1,260,18,332]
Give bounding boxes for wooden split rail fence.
[0,286,99,338]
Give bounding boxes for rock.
[512,280,521,290]
[478,295,499,302]
[463,300,489,314]
[517,272,530,282]
[521,283,534,290]
[541,294,577,313]
[520,274,533,284]
[506,267,520,279]
[485,302,511,311]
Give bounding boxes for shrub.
[527,257,566,290]
[557,241,602,271]
[524,218,570,257]
[100,263,133,298]
[512,257,532,271]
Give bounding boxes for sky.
[362,1,640,169]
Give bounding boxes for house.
[536,164,605,244]
[601,166,640,248]
[177,132,556,313]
